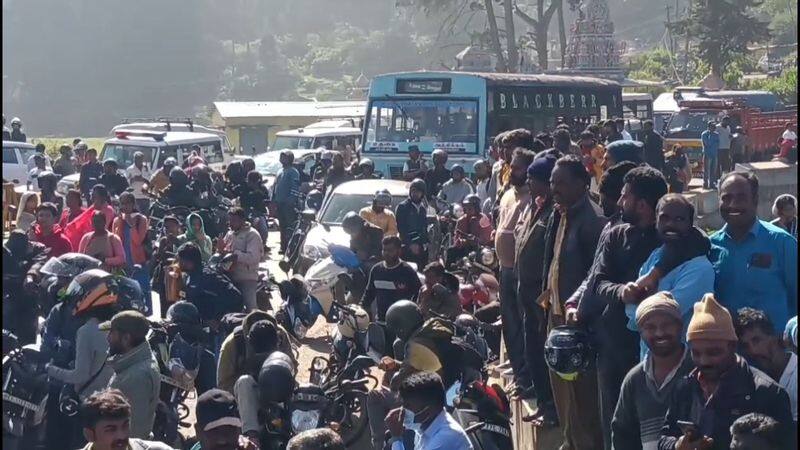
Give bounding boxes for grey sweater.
[47,317,113,400]
[612,347,694,450]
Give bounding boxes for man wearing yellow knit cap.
[658,294,793,450]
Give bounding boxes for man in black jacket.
[98,159,130,197]
[396,178,429,268]
[642,120,665,171]
[178,244,244,336]
[658,294,793,450]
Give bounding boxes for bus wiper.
[384,95,410,120]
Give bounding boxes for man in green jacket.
[102,311,161,439]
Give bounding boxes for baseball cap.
[196,389,242,432]
[99,310,150,341]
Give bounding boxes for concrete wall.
[687,161,797,231]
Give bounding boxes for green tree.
[671,0,770,78]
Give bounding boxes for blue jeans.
[130,263,152,315]
[703,154,718,189]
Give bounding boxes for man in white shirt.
[386,371,473,450]
[736,308,798,422]
[126,151,151,213]
[616,118,633,141]
[717,116,733,173]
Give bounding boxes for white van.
[57,130,225,195]
[111,119,233,154]
[271,120,361,151]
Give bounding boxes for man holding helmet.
[396,178,429,268]
[360,189,398,237]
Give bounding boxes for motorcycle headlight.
[302,244,323,260]
[480,248,496,267]
[291,410,321,433]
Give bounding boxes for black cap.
[196,389,242,432]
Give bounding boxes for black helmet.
[169,167,189,187]
[258,351,296,404]
[40,253,102,278]
[410,178,427,195]
[166,301,201,326]
[306,189,324,211]
[341,211,365,235]
[386,300,423,341]
[462,194,482,211]
[115,276,146,313]
[544,326,594,381]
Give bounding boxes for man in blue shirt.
[386,371,473,450]
[272,150,301,254]
[701,121,720,189]
[710,171,797,332]
[629,194,716,357]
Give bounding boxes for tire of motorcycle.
[329,390,369,446]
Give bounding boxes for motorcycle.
[2,341,49,450]
[453,247,500,314]
[279,207,321,275]
[147,320,207,447]
[292,354,375,446]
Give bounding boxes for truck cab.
[57,130,225,196]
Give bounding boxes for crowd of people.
[2,115,798,450]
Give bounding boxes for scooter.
[303,244,362,310]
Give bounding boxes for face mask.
[403,406,429,434]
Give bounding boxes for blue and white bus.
[362,71,622,178]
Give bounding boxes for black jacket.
[642,130,665,171]
[658,356,793,450]
[98,172,130,197]
[395,198,428,246]
[79,161,103,194]
[183,268,244,322]
[351,222,384,262]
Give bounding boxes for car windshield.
[273,136,314,150]
[320,193,405,225]
[101,144,154,168]
[366,99,478,147]
[666,111,718,135]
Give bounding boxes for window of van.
[101,144,155,168]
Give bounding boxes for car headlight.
[291,410,321,433]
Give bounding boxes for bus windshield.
[365,99,478,153]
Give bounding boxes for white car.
[251,149,321,196]
[3,141,51,187]
[299,179,413,266]
[111,120,233,154]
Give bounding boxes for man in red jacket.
[30,202,72,257]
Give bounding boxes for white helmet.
[11,117,22,126]
[337,305,370,338]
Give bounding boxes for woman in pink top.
[78,210,125,271]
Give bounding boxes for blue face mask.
[403,406,429,435]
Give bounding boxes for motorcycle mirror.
[301,209,317,222]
